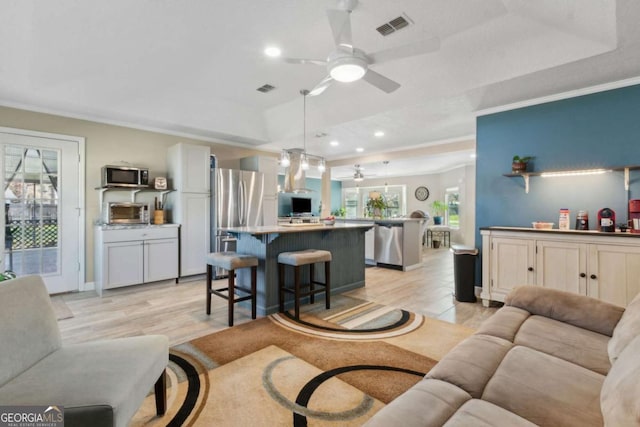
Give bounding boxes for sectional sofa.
[365,286,640,426]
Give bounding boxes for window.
[445,187,460,229]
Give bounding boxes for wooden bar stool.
[278,249,332,319]
[206,252,258,326]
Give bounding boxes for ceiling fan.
[335,164,377,181]
[274,0,440,96]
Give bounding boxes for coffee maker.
[597,208,616,232]
[630,200,640,233]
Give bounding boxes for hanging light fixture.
[281,90,327,192]
[383,160,389,193]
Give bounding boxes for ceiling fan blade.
[274,57,327,66]
[308,75,334,96]
[362,69,401,93]
[326,9,353,48]
[368,36,440,65]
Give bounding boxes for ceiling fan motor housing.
[327,49,368,82]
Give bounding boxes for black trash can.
[451,244,478,302]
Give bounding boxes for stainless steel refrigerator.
[210,166,265,278]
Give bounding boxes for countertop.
[224,223,372,235]
[481,226,640,238]
[335,217,425,223]
[96,223,180,230]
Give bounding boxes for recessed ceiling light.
[374,131,385,137]
[330,140,339,146]
[264,46,281,57]
[356,147,364,152]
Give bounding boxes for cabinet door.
[144,238,179,283]
[490,237,535,295]
[179,193,210,276]
[536,240,587,295]
[103,241,144,289]
[169,143,210,193]
[588,244,640,306]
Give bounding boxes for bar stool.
[278,249,332,319]
[206,252,258,327]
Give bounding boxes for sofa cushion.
[0,335,168,427]
[442,399,537,427]
[363,379,471,427]
[505,285,624,336]
[601,334,640,426]
[0,276,62,387]
[426,334,512,398]
[474,306,530,342]
[608,290,640,363]
[482,346,604,427]
[514,315,611,375]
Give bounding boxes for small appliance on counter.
[575,210,589,230]
[103,202,149,225]
[629,200,640,233]
[597,208,616,232]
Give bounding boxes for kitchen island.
[225,223,373,315]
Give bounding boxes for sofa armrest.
[505,286,624,336]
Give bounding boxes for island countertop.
[336,217,424,223]
[224,222,372,235]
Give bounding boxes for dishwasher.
[374,223,403,267]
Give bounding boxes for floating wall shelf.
[503,166,640,194]
[96,187,174,206]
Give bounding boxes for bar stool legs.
[206,252,258,327]
[278,249,332,320]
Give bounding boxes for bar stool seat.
[206,252,258,327]
[278,249,332,319]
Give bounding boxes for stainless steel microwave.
[104,202,149,225]
[101,165,149,188]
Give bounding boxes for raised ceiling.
[1,1,639,178]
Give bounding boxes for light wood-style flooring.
[54,247,497,346]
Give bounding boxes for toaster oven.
[104,202,149,225]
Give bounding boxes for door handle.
[580,273,586,278]
[590,274,597,280]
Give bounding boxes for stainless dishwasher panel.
[374,223,403,266]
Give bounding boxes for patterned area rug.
[131,296,474,426]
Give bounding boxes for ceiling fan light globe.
[330,63,366,82]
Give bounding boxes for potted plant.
[431,200,447,225]
[512,155,533,173]
[366,194,387,218]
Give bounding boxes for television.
[291,197,312,215]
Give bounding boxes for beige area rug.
[131,295,474,426]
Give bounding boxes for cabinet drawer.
[101,227,178,243]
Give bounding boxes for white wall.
[340,164,476,246]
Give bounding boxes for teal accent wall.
[476,84,640,249]
[277,176,342,216]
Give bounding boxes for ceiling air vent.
[376,15,411,36]
[256,84,276,93]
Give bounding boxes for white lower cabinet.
[481,228,640,307]
[95,225,179,295]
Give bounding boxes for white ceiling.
[1,0,639,179]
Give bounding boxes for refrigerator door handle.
[238,180,246,225]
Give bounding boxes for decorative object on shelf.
[431,200,447,225]
[153,177,167,190]
[532,222,554,229]
[366,192,387,218]
[415,186,430,201]
[511,155,533,173]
